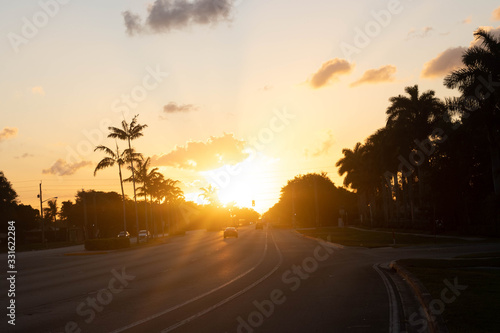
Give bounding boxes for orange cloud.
[163,102,198,113]
[305,130,335,157]
[31,86,45,96]
[421,47,466,78]
[0,127,18,142]
[309,58,354,89]
[42,159,92,176]
[151,133,249,171]
[350,65,396,87]
[492,7,500,21]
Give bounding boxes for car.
[117,231,130,238]
[138,230,151,242]
[223,227,238,239]
[255,222,264,229]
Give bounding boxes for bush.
[170,230,186,236]
[85,237,130,251]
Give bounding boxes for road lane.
[6,226,270,332]
[3,226,500,333]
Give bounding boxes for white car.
[138,230,150,242]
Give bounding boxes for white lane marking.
[373,264,400,333]
[109,231,273,333]
[160,231,283,332]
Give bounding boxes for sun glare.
[202,154,277,211]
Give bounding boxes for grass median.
[296,226,479,248]
[398,253,500,332]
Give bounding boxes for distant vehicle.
[255,222,264,229]
[138,230,151,242]
[223,227,238,239]
[117,231,130,238]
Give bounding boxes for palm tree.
[153,178,184,236]
[444,28,500,195]
[126,157,161,235]
[386,85,446,148]
[94,143,139,233]
[108,115,147,241]
[336,142,368,191]
[385,85,446,224]
[336,141,379,225]
[156,178,184,204]
[44,199,58,223]
[199,184,220,206]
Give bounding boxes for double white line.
[109,230,283,333]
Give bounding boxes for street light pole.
[39,182,44,245]
[38,182,58,246]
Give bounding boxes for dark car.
[117,231,130,238]
[255,222,264,229]
[223,227,238,239]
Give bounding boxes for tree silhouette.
[0,171,18,207]
[265,173,356,228]
[94,143,140,233]
[444,28,500,195]
[385,85,447,224]
[199,184,220,206]
[125,156,161,234]
[43,199,58,223]
[108,115,147,240]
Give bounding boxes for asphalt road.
[2,226,500,333]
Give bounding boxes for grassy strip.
[398,256,500,332]
[296,227,475,248]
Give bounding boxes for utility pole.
[314,178,320,227]
[292,184,296,228]
[82,190,88,240]
[39,182,44,245]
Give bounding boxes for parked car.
[117,231,130,238]
[223,227,238,239]
[138,230,150,242]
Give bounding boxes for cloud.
[31,86,45,96]
[15,153,34,159]
[42,159,92,176]
[0,127,18,142]
[163,102,198,113]
[421,46,466,78]
[350,65,396,87]
[123,11,144,35]
[151,133,249,171]
[305,130,335,157]
[461,17,472,24]
[123,0,234,36]
[406,26,434,40]
[492,7,500,21]
[309,58,354,89]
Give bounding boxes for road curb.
[390,260,449,333]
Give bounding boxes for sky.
[1,0,500,214]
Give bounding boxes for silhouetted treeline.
[0,171,39,245]
[263,173,357,227]
[335,29,500,235]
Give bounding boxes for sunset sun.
[202,153,278,211]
